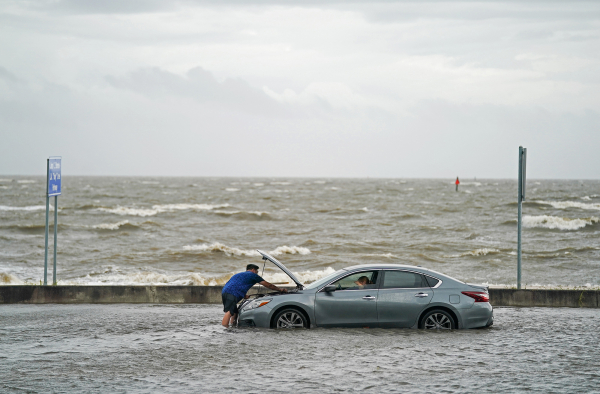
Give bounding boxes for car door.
[377,270,433,328]
[314,270,381,328]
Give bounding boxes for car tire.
[419,309,456,330]
[273,308,308,329]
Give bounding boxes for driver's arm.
[259,281,288,293]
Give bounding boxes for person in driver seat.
[354,276,371,288]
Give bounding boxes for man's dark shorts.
[222,292,241,314]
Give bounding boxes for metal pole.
[517,147,523,289]
[44,159,49,286]
[53,195,58,285]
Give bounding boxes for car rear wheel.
[274,309,308,329]
[419,309,456,330]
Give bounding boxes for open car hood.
[256,249,304,289]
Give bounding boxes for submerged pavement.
[1,305,598,393]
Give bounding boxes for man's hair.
[246,264,260,271]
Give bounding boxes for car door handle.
[362,296,376,300]
[415,293,429,297]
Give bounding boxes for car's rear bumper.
[461,302,493,329]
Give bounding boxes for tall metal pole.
[53,195,58,285]
[517,146,524,289]
[44,159,50,286]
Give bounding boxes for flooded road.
[1,305,598,393]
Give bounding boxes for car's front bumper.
[237,304,273,328]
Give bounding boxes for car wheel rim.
[424,313,452,329]
[276,312,305,329]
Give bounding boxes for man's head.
[246,264,260,273]
[355,276,370,286]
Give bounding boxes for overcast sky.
[1,0,599,178]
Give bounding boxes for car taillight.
[462,291,489,302]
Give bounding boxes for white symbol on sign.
[52,185,58,191]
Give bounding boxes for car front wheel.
[274,309,308,329]
[419,309,456,330]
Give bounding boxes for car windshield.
[304,269,345,289]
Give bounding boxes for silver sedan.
[238,250,493,330]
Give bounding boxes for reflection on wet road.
[1,305,598,393]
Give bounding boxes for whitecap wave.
[93,221,131,230]
[213,210,269,217]
[17,180,36,184]
[270,182,292,185]
[98,203,229,217]
[182,242,311,257]
[269,246,311,256]
[98,207,158,217]
[61,266,334,286]
[523,215,600,230]
[225,188,240,192]
[365,253,397,258]
[183,243,261,256]
[0,272,24,285]
[460,248,500,257]
[535,200,600,211]
[0,205,52,211]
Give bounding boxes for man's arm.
[259,281,288,293]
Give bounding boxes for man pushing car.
[221,263,288,327]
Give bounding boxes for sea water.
[1,177,599,287]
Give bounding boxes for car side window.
[382,271,428,289]
[424,275,441,288]
[330,271,379,290]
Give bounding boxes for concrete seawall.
[1,286,598,307]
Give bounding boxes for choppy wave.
[92,221,137,230]
[0,272,23,285]
[535,200,600,211]
[98,203,230,217]
[213,210,271,219]
[182,243,310,257]
[444,248,500,258]
[17,180,36,184]
[523,215,600,230]
[0,205,52,211]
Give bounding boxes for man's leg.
[229,313,238,327]
[222,311,232,327]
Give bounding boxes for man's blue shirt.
[222,271,264,299]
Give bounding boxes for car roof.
[343,263,428,271]
[342,264,464,283]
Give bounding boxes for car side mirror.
[323,285,336,292]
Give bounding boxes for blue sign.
[48,157,62,196]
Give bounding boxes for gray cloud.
[1,1,598,178]
[105,67,286,116]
